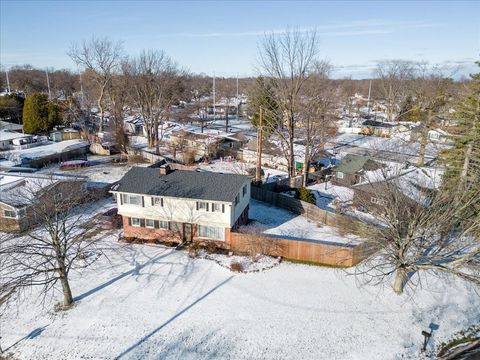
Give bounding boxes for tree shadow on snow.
[4,325,48,353]
[114,276,234,359]
[74,248,176,302]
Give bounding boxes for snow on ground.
[248,200,361,245]
[308,181,354,210]
[196,250,281,273]
[2,237,478,360]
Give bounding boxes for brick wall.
[122,216,232,248]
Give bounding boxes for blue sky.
[1,1,479,78]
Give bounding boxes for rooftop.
[113,167,250,202]
[335,154,382,174]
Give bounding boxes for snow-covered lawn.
[2,237,478,360]
[248,200,362,245]
[308,181,354,211]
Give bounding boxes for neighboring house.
[332,154,384,187]
[6,140,90,168]
[168,130,246,161]
[111,165,251,246]
[410,124,452,144]
[124,116,145,135]
[352,167,441,210]
[0,130,34,150]
[360,120,397,137]
[0,174,85,232]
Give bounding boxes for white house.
[110,165,251,245]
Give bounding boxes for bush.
[296,187,316,204]
[230,261,244,272]
[23,93,60,134]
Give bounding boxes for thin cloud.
[153,20,440,39]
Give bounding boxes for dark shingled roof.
[114,167,250,202]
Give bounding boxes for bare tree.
[216,77,237,133]
[125,50,182,153]
[0,177,104,308]
[354,169,480,294]
[108,69,131,152]
[68,37,124,132]
[407,64,453,166]
[257,29,319,180]
[373,60,415,121]
[300,61,338,186]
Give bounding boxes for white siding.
[116,193,234,228]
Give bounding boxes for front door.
[184,223,193,242]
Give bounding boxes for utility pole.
[367,79,372,116]
[236,73,239,117]
[213,72,216,121]
[46,70,52,99]
[255,107,263,183]
[79,72,85,108]
[5,70,11,93]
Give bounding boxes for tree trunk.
[60,272,74,306]
[417,109,431,167]
[393,268,408,294]
[303,129,310,187]
[288,114,295,179]
[459,142,473,187]
[97,82,108,133]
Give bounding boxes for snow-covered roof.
[0,130,32,141]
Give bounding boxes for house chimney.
[159,164,171,175]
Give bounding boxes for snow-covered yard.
[2,236,478,360]
[248,200,361,245]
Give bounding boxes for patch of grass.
[0,353,18,360]
[286,258,347,268]
[438,325,480,356]
[54,301,75,313]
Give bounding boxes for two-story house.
[111,165,251,246]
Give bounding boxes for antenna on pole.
[5,69,11,93]
[45,70,52,99]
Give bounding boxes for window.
[234,195,239,205]
[242,184,247,197]
[131,217,141,227]
[159,220,169,229]
[337,172,344,179]
[370,197,387,206]
[153,197,163,206]
[198,225,224,241]
[4,210,16,218]
[197,201,208,210]
[212,203,221,212]
[122,194,142,205]
[146,219,155,228]
[170,222,181,232]
[54,192,63,201]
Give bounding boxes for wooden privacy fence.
[230,232,375,267]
